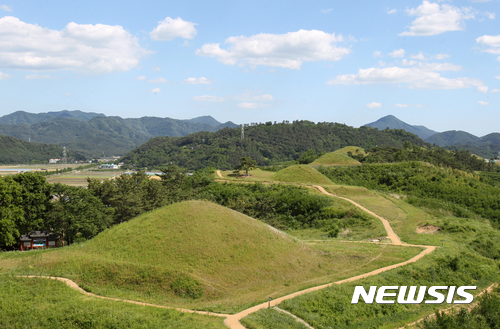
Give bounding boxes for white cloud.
[151,88,161,94]
[478,100,489,105]
[151,66,161,72]
[472,0,492,2]
[0,71,11,79]
[401,59,418,66]
[400,1,476,36]
[389,49,405,58]
[321,8,333,14]
[490,89,500,92]
[192,95,224,102]
[366,102,382,109]
[476,34,500,60]
[411,52,426,60]
[64,92,72,96]
[237,102,270,108]
[136,75,147,81]
[25,74,56,79]
[496,75,500,79]
[327,66,485,91]
[196,29,351,69]
[387,9,398,14]
[434,53,450,59]
[184,77,213,85]
[373,51,382,57]
[418,62,462,71]
[0,5,12,11]
[395,103,426,108]
[149,17,197,41]
[148,77,169,83]
[0,16,149,73]
[486,12,495,20]
[477,85,489,93]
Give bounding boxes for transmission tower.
[62,146,67,164]
[241,124,244,141]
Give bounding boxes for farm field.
[46,170,124,186]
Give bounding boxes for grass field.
[310,152,361,167]
[0,201,422,314]
[271,165,333,185]
[0,276,226,329]
[333,146,366,156]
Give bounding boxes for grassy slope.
[0,200,420,314]
[271,165,332,185]
[310,152,361,166]
[0,276,225,329]
[333,146,366,155]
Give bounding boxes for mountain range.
[0,111,237,158]
[365,115,500,159]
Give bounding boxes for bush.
[170,276,204,299]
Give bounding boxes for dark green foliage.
[11,172,53,234]
[0,135,84,164]
[297,149,325,164]
[0,177,24,247]
[421,291,500,329]
[0,114,234,158]
[234,157,257,176]
[170,276,204,299]
[48,184,113,245]
[470,236,500,260]
[241,308,310,329]
[120,121,427,170]
[319,162,500,226]
[350,146,495,172]
[200,183,372,232]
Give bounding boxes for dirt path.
[21,181,438,329]
[313,185,401,245]
[216,170,224,178]
[19,275,229,318]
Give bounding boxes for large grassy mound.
[1,200,418,313]
[271,165,332,185]
[310,152,361,166]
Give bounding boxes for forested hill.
[0,115,238,158]
[0,135,85,164]
[120,121,428,170]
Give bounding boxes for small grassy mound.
[333,146,366,156]
[271,165,332,185]
[310,152,361,166]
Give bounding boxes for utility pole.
[62,146,67,164]
[241,124,244,141]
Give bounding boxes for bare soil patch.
[416,225,440,234]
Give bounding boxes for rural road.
[22,181,438,329]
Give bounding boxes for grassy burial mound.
[1,200,419,313]
[271,165,332,185]
[333,146,366,156]
[310,151,361,167]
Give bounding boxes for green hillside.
[271,165,333,184]
[365,115,438,139]
[310,152,361,166]
[121,121,428,170]
[333,146,366,155]
[425,130,480,146]
[2,200,416,313]
[0,135,85,164]
[0,115,237,158]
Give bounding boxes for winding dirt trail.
[19,275,229,318]
[21,181,438,329]
[216,170,224,178]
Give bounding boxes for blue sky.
[0,0,499,136]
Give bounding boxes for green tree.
[12,172,53,233]
[48,184,113,245]
[235,157,257,177]
[0,177,24,247]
